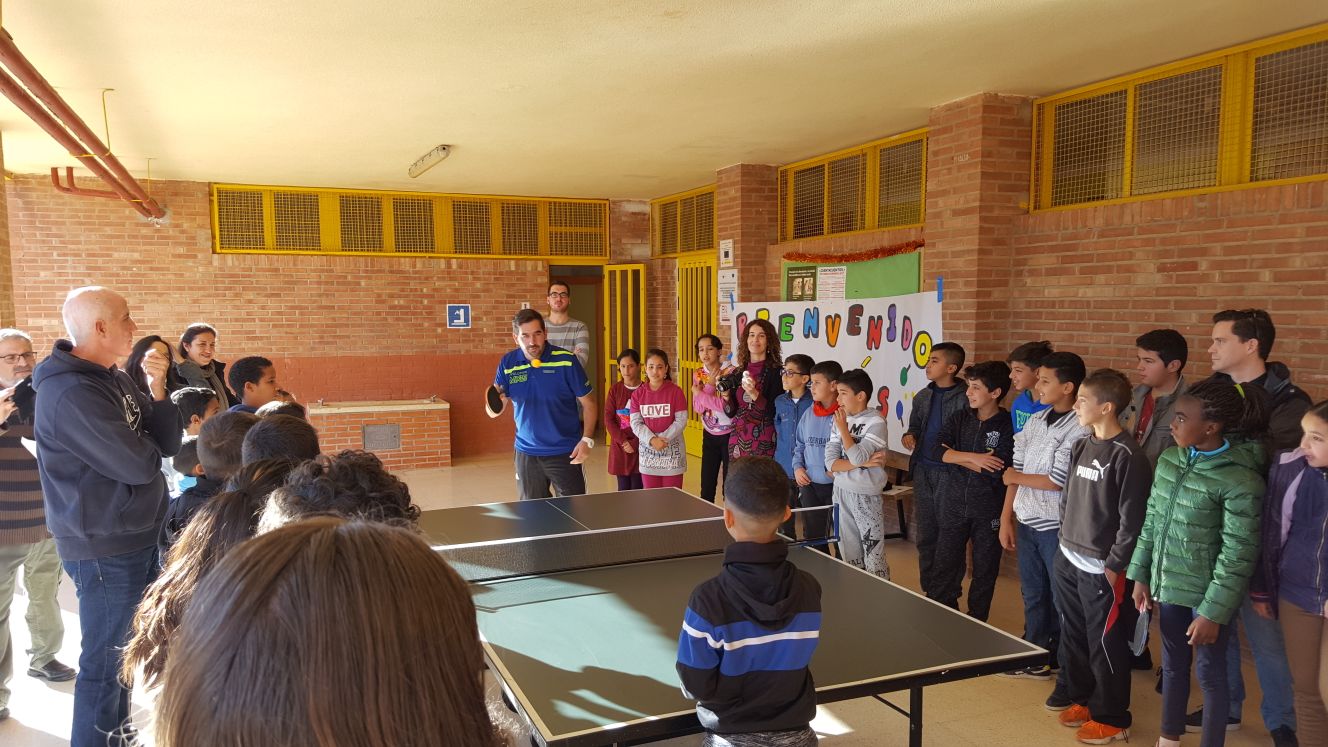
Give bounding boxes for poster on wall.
[786,266,816,301]
[731,292,943,453]
[717,268,739,325]
[816,266,847,299]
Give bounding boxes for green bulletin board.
[781,250,921,301]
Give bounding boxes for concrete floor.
[1,449,1280,746]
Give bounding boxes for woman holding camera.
[723,318,783,460]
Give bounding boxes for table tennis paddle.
[485,384,506,418]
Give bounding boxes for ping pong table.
[420,488,1044,746]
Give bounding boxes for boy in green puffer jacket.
[1127,378,1270,747]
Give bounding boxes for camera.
[715,371,744,394]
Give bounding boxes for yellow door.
[602,264,647,430]
[677,253,718,456]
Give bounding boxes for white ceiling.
[1,1,1324,199]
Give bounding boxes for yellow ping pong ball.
[531,359,543,368]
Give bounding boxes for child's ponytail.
[1186,377,1271,439]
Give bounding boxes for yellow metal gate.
[677,254,718,456]
[602,264,647,416]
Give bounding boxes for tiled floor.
[1,450,1280,746]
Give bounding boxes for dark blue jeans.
[64,545,158,747]
[1016,521,1062,658]
[1159,603,1232,746]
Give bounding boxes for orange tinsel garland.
[782,239,923,264]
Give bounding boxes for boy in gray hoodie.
[825,369,890,579]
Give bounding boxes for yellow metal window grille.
[657,201,679,255]
[211,185,609,259]
[452,200,492,254]
[1033,25,1328,210]
[877,138,925,228]
[339,195,383,251]
[828,153,866,234]
[791,163,826,239]
[500,201,539,255]
[779,129,928,241]
[1133,66,1223,195]
[1252,39,1328,182]
[1051,90,1128,207]
[777,169,789,242]
[650,186,716,256]
[215,189,264,249]
[274,192,321,250]
[392,197,434,253]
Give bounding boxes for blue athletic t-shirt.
[494,344,593,456]
[1011,390,1051,434]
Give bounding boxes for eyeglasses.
[0,352,36,365]
[780,368,807,377]
[548,292,570,298]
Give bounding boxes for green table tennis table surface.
[420,488,1043,746]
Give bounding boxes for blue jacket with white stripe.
[676,540,822,734]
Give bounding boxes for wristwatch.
[580,436,595,449]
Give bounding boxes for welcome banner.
[731,291,944,453]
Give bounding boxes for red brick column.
[924,93,1034,362]
[715,164,779,341]
[0,134,14,328]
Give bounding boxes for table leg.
[909,686,923,747]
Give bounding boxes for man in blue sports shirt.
[493,308,597,500]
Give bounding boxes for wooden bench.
[882,450,913,541]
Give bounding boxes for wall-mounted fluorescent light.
[408,144,451,178]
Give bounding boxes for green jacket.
[1125,439,1265,625]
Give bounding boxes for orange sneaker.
[1076,720,1129,744]
[1059,704,1091,728]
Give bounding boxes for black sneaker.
[28,659,77,682]
[1044,690,1073,711]
[0,706,9,721]
[1270,726,1298,747]
[998,665,1051,680]
[1184,706,1240,733]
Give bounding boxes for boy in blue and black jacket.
[677,456,822,747]
[791,361,844,553]
[774,354,815,539]
[930,361,1015,622]
[903,341,967,597]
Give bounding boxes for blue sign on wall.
[446,304,471,329]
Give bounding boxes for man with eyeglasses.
[545,281,590,370]
[0,329,76,724]
[1197,307,1310,747]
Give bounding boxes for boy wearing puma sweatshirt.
[1053,369,1152,744]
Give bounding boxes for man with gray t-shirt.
[544,281,590,370]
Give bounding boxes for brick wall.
[610,200,650,262]
[4,175,552,458]
[307,405,452,472]
[0,138,13,327]
[647,256,677,365]
[1007,182,1328,392]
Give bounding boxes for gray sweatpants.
[702,726,818,746]
[832,486,890,579]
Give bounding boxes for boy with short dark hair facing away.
[1000,352,1091,682]
[903,341,967,597]
[930,361,1014,621]
[792,361,844,553]
[774,354,816,538]
[1008,341,1054,433]
[677,456,822,747]
[159,412,260,558]
[226,356,282,414]
[825,369,891,579]
[170,387,221,437]
[1123,329,1189,468]
[1053,369,1152,745]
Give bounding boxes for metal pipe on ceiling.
[0,29,166,220]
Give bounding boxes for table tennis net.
[438,505,837,584]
